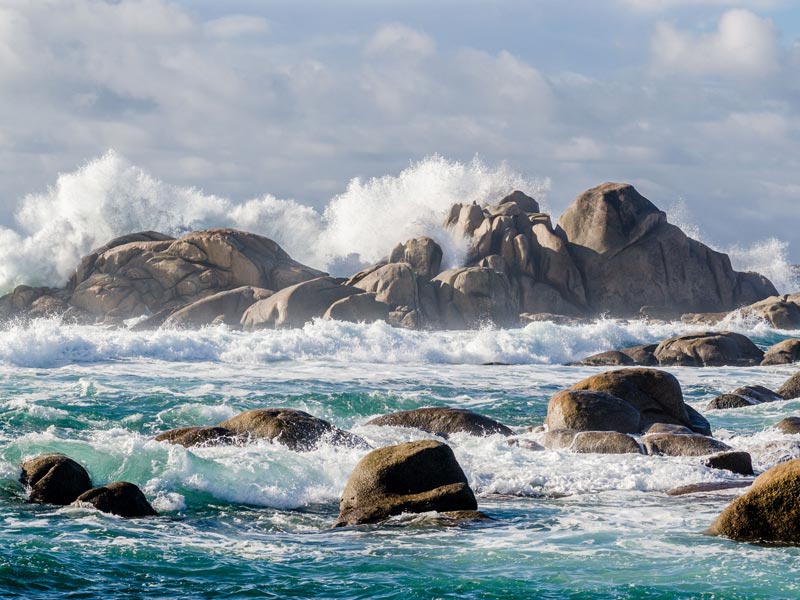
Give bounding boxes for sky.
[0,0,798,262]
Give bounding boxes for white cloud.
[651,9,780,78]
[365,23,436,59]
[623,0,780,11]
[204,15,270,38]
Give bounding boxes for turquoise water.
[2,317,800,599]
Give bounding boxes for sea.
[1,314,799,599]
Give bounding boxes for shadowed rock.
[218,408,368,452]
[707,459,800,543]
[762,339,800,366]
[366,407,513,438]
[74,482,157,518]
[334,440,478,527]
[654,332,764,367]
[642,433,731,457]
[20,454,92,505]
[163,286,273,328]
[323,293,391,323]
[569,351,634,367]
[154,426,242,448]
[704,451,754,476]
[707,394,760,410]
[777,372,800,400]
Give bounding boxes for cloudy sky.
[1,0,798,261]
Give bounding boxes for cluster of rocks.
[0,182,783,330]
[574,333,800,368]
[20,453,156,518]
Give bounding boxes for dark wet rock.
[667,481,753,496]
[704,451,754,476]
[642,433,731,457]
[569,351,634,367]
[154,426,242,447]
[74,481,157,518]
[366,407,513,438]
[775,417,800,435]
[163,286,273,328]
[777,372,800,400]
[569,368,711,435]
[20,454,93,505]
[654,332,764,367]
[706,394,760,410]
[334,440,477,527]
[762,339,800,366]
[218,408,367,452]
[241,277,361,329]
[545,390,641,434]
[644,423,695,435]
[707,459,800,543]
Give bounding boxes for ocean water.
[2,316,800,599]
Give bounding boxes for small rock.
[366,407,513,438]
[20,454,93,505]
[75,482,157,518]
[704,451,754,475]
[761,339,800,366]
[777,371,800,400]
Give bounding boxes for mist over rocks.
[0,182,785,329]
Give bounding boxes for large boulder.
[154,426,241,447]
[704,451,754,476]
[568,368,711,435]
[323,293,391,323]
[163,286,273,328]
[642,433,731,457]
[653,332,764,367]
[555,183,777,316]
[777,372,800,400]
[218,408,367,452]
[707,459,800,543]
[20,454,92,505]
[350,263,417,309]
[334,440,478,527]
[69,229,324,321]
[241,277,361,329]
[762,339,800,366]
[545,390,641,434]
[741,295,800,329]
[366,407,513,438]
[432,267,518,329]
[388,237,443,279]
[74,482,157,518]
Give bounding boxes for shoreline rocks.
[366,407,513,439]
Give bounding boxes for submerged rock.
[218,408,367,452]
[761,339,800,366]
[366,407,513,438]
[154,426,241,447]
[707,459,800,543]
[641,433,731,457]
[20,454,92,505]
[74,482,157,518]
[334,440,478,527]
[654,332,764,367]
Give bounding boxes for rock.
[644,423,695,435]
[69,229,324,321]
[498,190,540,213]
[621,344,659,366]
[74,482,157,518]
[569,368,711,435]
[431,267,518,329]
[569,350,634,367]
[654,332,764,367]
[707,458,800,543]
[706,394,760,410]
[777,372,800,400]
[163,286,273,328]
[218,408,367,452]
[350,263,418,309]
[545,390,641,434]
[732,385,783,403]
[519,313,588,326]
[154,426,241,447]
[642,433,731,457]
[667,481,753,496]
[518,279,585,318]
[680,312,729,326]
[334,440,478,527]
[543,430,642,454]
[506,438,545,451]
[20,454,93,505]
[741,295,800,329]
[323,293,391,323]
[555,182,777,316]
[366,407,513,438]
[241,277,361,329]
[0,286,68,321]
[389,238,443,279]
[762,339,800,366]
[704,451,754,476]
[775,417,800,434]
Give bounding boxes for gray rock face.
[388,237,443,279]
[568,368,711,435]
[241,277,361,329]
[777,372,800,400]
[641,433,731,457]
[366,407,513,438]
[432,267,518,329]
[218,408,367,452]
[323,293,391,323]
[20,454,92,505]
[762,339,800,366]
[653,332,764,367]
[75,481,157,518]
[334,440,478,527]
[154,426,241,447]
[163,286,274,328]
[69,229,323,322]
[545,390,641,434]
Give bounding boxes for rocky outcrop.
[68,229,324,322]
[555,183,776,316]
[707,459,800,543]
[218,408,367,452]
[163,286,273,328]
[241,277,361,329]
[20,454,92,505]
[762,339,800,366]
[704,451,754,476]
[567,368,711,435]
[74,481,157,518]
[653,332,764,367]
[431,267,518,329]
[334,440,478,527]
[706,385,783,410]
[777,372,800,400]
[154,426,241,447]
[365,407,513,438]
[388,237,442,279]
[322,293,391,323]
[641,433,731,456]
[739,295,800,329]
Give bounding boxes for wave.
[0,316,794,369]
